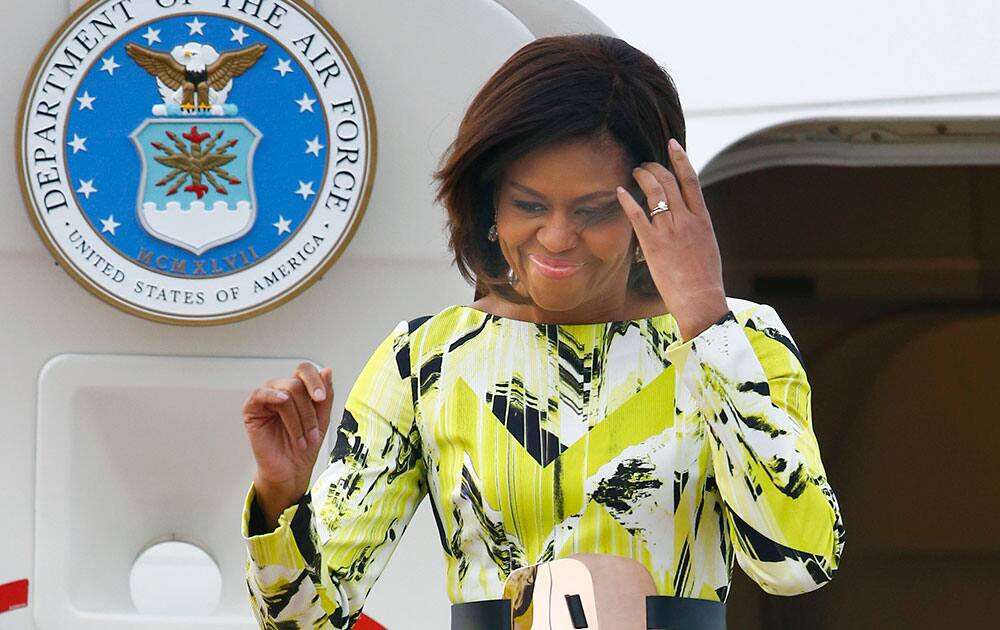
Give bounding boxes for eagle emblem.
[126,41,266,114]
[124,39,268,255]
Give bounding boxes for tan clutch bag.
[502,553,658,630]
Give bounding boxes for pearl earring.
[488,224,498,242]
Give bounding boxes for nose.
[535,211,579,254]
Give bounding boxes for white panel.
[1,2,79,627]
[35,353,309,629]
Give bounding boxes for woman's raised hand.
[243,362,334,503]
[616,138,730,341]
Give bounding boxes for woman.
[241,33,845,629]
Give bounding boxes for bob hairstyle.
[432,33,687,302]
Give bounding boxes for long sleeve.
[665,301,845,596]
[241,319,429,628]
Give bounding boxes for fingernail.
[313,387,326,401]
[310,428,321,443]
[298,436,308,450]
[616,186,624,193]
[669,138,682,151]
[276,391,289,401]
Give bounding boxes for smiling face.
[492,133,641,321]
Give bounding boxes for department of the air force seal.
[17,0,376,324]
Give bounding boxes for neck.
[472,288,666,325]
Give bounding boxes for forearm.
[667,302,844,592]
[242,481,333,627]
[242,318,428,625]
[674,306,837,542]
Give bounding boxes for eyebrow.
[509,181,618,202]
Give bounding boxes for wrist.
[674,297,730,342]
[253,472,309,506]
[253,475,309,533]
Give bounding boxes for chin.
[528,293,580,313]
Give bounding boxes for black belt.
[452,595,726,629]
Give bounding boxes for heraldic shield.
[131,118,262,257]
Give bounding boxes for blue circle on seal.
[65,14,328,279]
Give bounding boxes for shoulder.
[384,304,491,362]
[378,305,463,343]
[395,304,489,344]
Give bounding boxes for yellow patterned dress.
[241,297,845,628]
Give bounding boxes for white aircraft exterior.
[2,1,995,628]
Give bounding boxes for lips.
[528,253,586,279]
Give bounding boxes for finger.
[632,166,667,209]
[666,139,707,216]
[616,185,654,241]
[294,361,327,403]
[272,377,311,450]
[253,387,290,408]
[243,388,289,419]
[273,395,306,451]
[632,166,677,227]
[315,367,334,437]
[287,378,320,447]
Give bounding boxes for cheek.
[495,211,539,250]
[584,223,634,264]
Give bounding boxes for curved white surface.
[35,353,309,629]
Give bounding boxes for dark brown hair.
[432,33,686,301]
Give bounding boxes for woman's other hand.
[617,138,729,341]
[243,362,334,521]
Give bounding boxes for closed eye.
[578,201,621,219]
[513,201,545,213]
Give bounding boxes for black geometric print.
[590,458,664,534]
[489,390,567,466]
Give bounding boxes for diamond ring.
[649,200,670,218]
